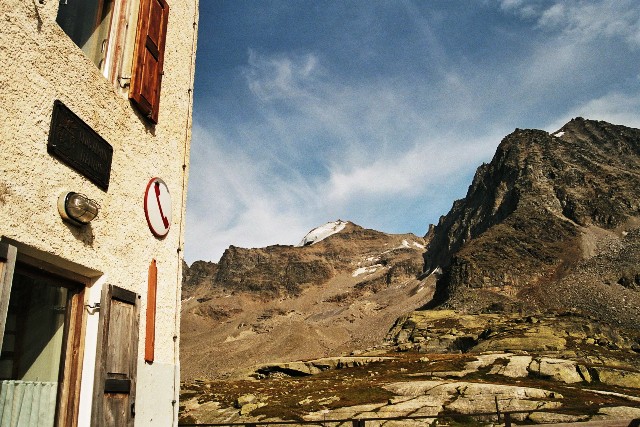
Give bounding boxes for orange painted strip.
[145,259,157,363]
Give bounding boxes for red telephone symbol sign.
[144,178,172,237]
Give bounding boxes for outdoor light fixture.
[58,192,100,225]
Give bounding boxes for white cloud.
[480,1,640,122]
[185,124,318,263]
[545,90,640,132]
[325,133,499,203]
[185,100,505,264]
[497,0,542,19]
[245,49,322,102]
[499,0,640,48]
[538,0,640,47]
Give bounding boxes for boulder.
[239,403,260,415]
[502,355,532,378]
[254,356,393,377]
[593,367,640,389]
[529,358,583,383]
[378,396,443,416]
[304,403,385,421]
[446,382,563,416]
[591,406,640,420]
[235,394,257,407]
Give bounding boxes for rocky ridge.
[181,221,431,380]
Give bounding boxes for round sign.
[144,178,172,237]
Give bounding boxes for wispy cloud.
[245,49,322,102]
[325,133,499,203]
[497,0,640,47]
[185,124,317,262]
[497,0,544,19]
[545,90,640,132]
[537,1,640,47]
[186,50,503,262]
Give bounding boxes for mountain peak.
[423,118,640,328]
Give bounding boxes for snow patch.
[430,266,443,276]
[352,264,383,277]
[384,240,425,253]
[554,131,565,137]
[297,220,347,247]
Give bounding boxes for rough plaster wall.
[0,0,198,425]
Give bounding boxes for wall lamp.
[58,192,100,226]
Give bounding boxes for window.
[0,244,140,426]
[0,261,85,427]
[56,0,169,124]
[55,0,116,70]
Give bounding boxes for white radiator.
[0,381,57,427]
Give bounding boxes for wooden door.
[91,284,140,426]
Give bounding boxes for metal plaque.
[47,100,113,191]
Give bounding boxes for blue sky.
[184,0,640,264]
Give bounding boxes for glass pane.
[0,360,12,378]
[56,0,115,68]
[0,270,76,427]
[0,273,70,382]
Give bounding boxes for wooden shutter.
[0,243,17,352]
[91,285,140,426]
[129,0,169,124]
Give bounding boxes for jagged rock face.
[212,245,334,297]
[424,118,640,324]
[182,260,218,299]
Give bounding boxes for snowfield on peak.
[297,220,348,246]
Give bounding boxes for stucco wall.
[0,0,198,425]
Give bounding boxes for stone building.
[0,0,198,425]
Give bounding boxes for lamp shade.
[58,192,100,225]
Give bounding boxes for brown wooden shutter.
[92,285,140,426]
[129,0,169,124]
[0,243,17,352]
